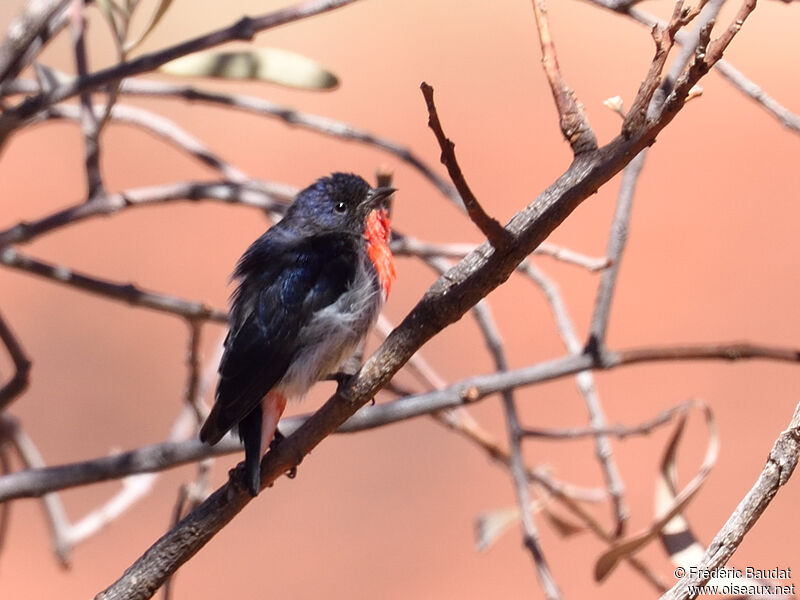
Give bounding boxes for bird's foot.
[331,371,356,402]
[330,371,376,405]
[268,429,297,479]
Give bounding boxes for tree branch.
[420,82,511,248]
[0,246,227,323]
[0,309,31,410]
[0,0,364,144]
[659,401,800,600]
[531,0,598,154]
[0,0,69,83]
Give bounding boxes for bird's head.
[285,173,395,237]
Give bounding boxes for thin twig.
[522,401,691,439]
[0,179,289,249]
[1,76,460,204]
[522,260,629,537]
[0,0,366,142]
[0,0,70,83]
[0,309,32,410]
[40,102,248,182]
[0,246,227,323]
[0,415,72,566]
[0,442,11,561]
[420,82,511,248]
[183,320,205,423]
[531,0,598,154]
[423,254,562,596]
[583,0,800,134]
[659,401,800,600]
[2,340,796,503]
[391,235,609,272]
[69,0,105,198]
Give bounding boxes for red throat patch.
[365,208,396,300]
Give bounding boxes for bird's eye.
[334,201,347,213]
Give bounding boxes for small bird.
[200,173,396,496]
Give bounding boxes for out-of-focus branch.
[0,180,289,249]
[0,415,72,565]
[1,339,796,503]
[522,401,691,439]
[523,262,629,535]
[40,102,248,182]
[0,0,365,144]
[422,254,562,597]
[69,0,105,199]
[0,247,227,323]
[659,402,800,600]
[531,0,598,154]
[0,309,31,410]
[420,82,511,249]
[2,77,460,204]
[391,235,609,272]
[0,0,69,83]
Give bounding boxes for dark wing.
[199,233,357,444]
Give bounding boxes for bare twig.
[0,0,70,83]
[391,235,609,272]
[0,442,11,560]
[1,76,460,204]
[69,0,105,198]
[0,309,32,410]
[523,261,629,537]
[0,415,72,566]
[659,402,800,600]
[0,246,227,323]
[522,401,691,439]
[583,0,800,134]
[1,340,796,503]
[0,179,289,249]
[420,82,511,248]
[422,253,562,597]
[531,0,598,154]
[183,320,205,423]
[0,0,365,142]
[40,103,248,182]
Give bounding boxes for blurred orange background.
[1,0,799,598]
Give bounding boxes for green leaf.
[159,48,339,90]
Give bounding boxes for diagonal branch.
[0,247,227,323]
[531,0,598,154]
[659,401,800,600]
[420,82,511,249]
[0,0,70,83]
[93,5,758,594]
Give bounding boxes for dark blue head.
[283,173,394,236]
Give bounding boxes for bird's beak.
[364,186,396,209]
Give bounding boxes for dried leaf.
[594,401,718,581]
[541,505,585,538]
[159,49,339,90]
[124,0,175,53]
[474,506,520,552]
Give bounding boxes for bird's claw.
[269,429,299,480]
[332,371,355,401]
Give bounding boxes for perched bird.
[200,173,396,496]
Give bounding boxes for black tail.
[238,407,263,496]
